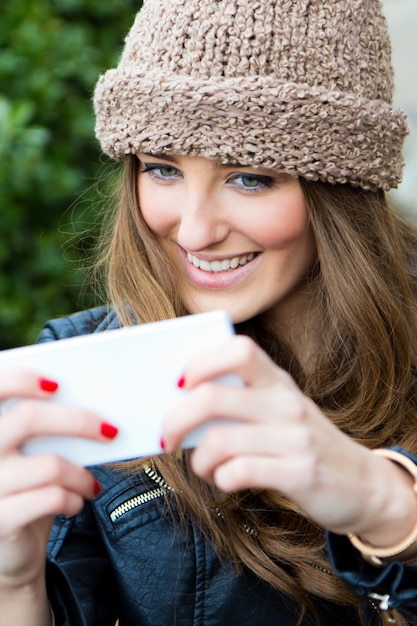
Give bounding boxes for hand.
[0,370,113,591]
[163,336,417,543]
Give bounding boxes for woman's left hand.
[162,336,416,541]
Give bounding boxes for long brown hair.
[93,155,417,624]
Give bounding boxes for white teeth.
[187,252,255,273]
[210,261,222,272]
[199,259,211,271]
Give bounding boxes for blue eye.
[240,175,263,188]
[229,173,276,192]
[158,165,178,177]
[140,163,181,180]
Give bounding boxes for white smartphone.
[0,310,240,466]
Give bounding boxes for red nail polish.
[160,437,166,451]
[177,375,185,389]
[100,422,119,439]
[39,378,59,393]
[93,480,101,496]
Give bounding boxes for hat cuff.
[94,69,409,191]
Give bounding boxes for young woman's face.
[137,154,316,325]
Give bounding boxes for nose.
[176,187,230,251]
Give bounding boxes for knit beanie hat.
[93,0,408,191]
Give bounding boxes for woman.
[1,0,417,624]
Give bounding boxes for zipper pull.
[368,593,391,611]
[368,593,401,624]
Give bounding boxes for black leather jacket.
[38,308,417,625]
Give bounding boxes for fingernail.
[93,480,101,496]
[177,375,185,389]
[100,422,119,439]
[160,437,166,451]
[39,378,59,393]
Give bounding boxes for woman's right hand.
[0,369,115,591]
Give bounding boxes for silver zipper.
[109,471,386,620]
[308,562,333,576]
[215,507,259,538]
[142,465,173,491]
[109,466,173,522]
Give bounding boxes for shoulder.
[36,306,121,343]
[48,463,179,558]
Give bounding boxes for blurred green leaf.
[0,0,141,349]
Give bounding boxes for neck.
[261,282,318,377]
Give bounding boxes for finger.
[164,383,251,451]
[179,335,294,389]
[163,384,306,452]
[189,422,315,482]
[0,487,86,536]
[0,400,114,453]
[209,452,363,533]
[212,455,290,492]
[210,454,314,494]
[0,369,59,400]
[0,454,98,501]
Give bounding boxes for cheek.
[137,177,173,236]
[250,194,311,250]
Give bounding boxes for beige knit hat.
[93,0,408,191]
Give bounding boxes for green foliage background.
[0,0,141,349]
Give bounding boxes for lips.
[187,252,256,273]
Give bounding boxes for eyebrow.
[141,152,249,170]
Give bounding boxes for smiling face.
[137,154,316,327]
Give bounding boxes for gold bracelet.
[348,448,417,566]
